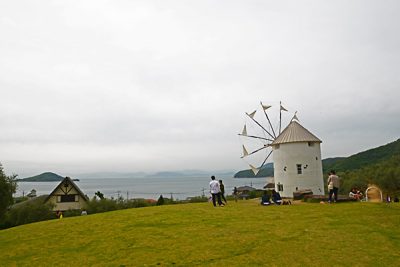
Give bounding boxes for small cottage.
[236,186,257,199]
[26,189,37,198]
[44,176,88,211]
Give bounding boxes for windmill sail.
[262,104,272,110]
[249,164,259,175]
[247,110,257,118]
[261,101,276,138]
[241,125,247,136]
[241,145,249,158]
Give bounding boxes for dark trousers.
[212,193,223,206]
[329,187,339,202]
[221,193,227,203]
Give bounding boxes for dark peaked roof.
[270,120,322,145]
[44,177,88,202]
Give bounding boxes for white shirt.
[209,180,220,194]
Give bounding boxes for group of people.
[209,175,290,207]
[260,189,291,205]
[349,188,363,200]
[209,176,227,207]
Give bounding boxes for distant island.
[17,172,79,182]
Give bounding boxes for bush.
[14,196,28,204]
[0,164,17,219]
[63,209,82,217]
[248,190,264,199]
[123,199,153,209]
[0,200,55,229]
[157,195,165,205]
[86,198,119,214]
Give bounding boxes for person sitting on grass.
[349,188,362,200]
[260,191,271,206]
[271,190,282,205]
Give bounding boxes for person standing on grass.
[219,180,227,204]
[233,186,238,202]
[327,170,340,203]
[209,176,224,207]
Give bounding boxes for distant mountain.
[322,139,400,173]
[18,172,64,182]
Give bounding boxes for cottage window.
[60,194,76,203]
[297,164,302,174]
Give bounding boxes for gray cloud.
[1,1,399,176]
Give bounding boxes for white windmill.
[239,102,325,198]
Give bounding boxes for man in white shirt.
[209,175,224,207]
[327,170,340,203]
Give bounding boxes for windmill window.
[297,164,302,174]
[277,183,284,192]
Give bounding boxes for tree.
[95,191,104,200]
[157,195,165,205]
[0,163,17,219]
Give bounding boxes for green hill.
[18,172,64,182]
[0,202,399,266]
[321,139,400,195]
[323,139,400,173]
[234,163,273,178]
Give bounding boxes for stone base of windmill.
[293,189,314,200]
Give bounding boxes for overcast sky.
[1,1,399,177]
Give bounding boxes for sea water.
[16,176,271,200]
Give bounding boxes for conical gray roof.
[270,120,321,145]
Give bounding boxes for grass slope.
[1,201,399,266]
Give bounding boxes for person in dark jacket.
[233,186,238,202]
[261,191,271,205]
[219,180,227,204]
[271,189,282,205]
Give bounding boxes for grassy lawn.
[1,200,399,266]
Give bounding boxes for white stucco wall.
[272,142,325,198]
